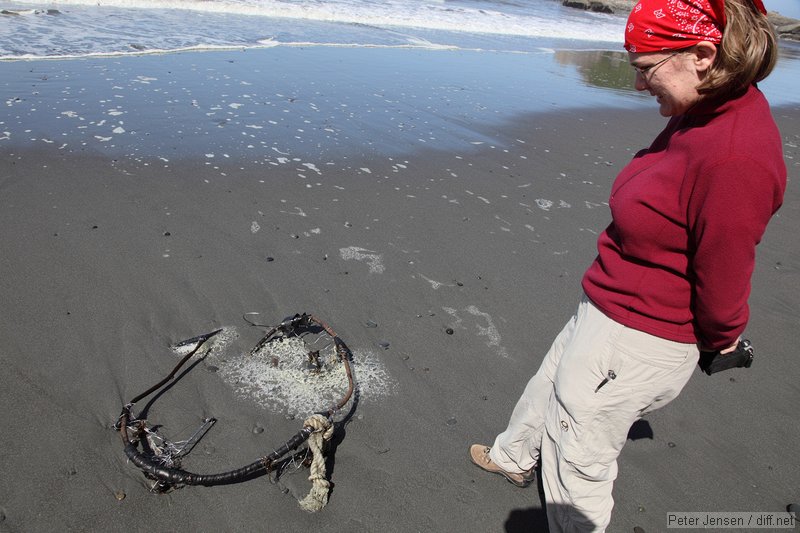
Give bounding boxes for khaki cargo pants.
[490,296,699,532]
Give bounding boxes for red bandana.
[624,0,767,53]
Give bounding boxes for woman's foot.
[469,444,535,488]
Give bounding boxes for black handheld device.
[698,339,754,375]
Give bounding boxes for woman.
[469,0,786,531]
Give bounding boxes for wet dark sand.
[0,46,798,532]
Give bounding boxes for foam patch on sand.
[443,305,509,358]
[339,246,385,274]
[222,343,395,417]
[173,327,395,417]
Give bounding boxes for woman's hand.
[699,337,741,354]
[718,338,741,355]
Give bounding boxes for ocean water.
[1,0,797,161]
[0,0,628,60]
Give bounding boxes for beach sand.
[1,46,798,532]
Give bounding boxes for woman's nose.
[634,71,649,91]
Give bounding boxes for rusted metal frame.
[117,314,355,489]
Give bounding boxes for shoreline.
[2,46,799,163]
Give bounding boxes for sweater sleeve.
[687,156,782,350]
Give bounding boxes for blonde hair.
[697,0,778,99]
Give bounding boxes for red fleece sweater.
[582,85,786,350]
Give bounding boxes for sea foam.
[1,0,626,60]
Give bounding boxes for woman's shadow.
[504,463,552,533]
[504,420,654,532]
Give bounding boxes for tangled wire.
[115,313,355,512]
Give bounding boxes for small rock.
[364,320,378,328]
[266,256,274,262]
[446,417,457,426]
[163,231,171,236]
[114,490,126,501]
[445,328,454,335]
[378,341,390,350]
[562,0,615,14]
[667,442,676,448]
[253,426,264,434]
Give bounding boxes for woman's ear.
[694,41,718,72]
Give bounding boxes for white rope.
[297,414,333,512]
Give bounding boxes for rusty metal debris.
[116,313,355,494]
